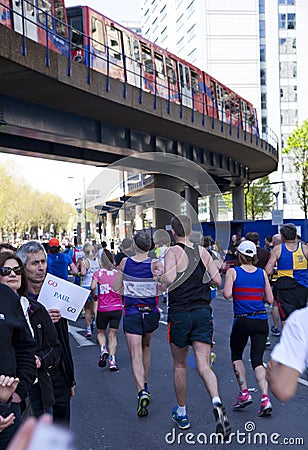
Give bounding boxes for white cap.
[237,240,257,257]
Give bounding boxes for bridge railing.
[0,0,279,160]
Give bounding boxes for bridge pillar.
[153,174,182,230]
[232,185,245,220]
[209,195,218,222]
[106,213,113,240]
[135,204,144,231]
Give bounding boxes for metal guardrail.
[0,0,279,159]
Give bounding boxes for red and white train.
[0,0,259,134]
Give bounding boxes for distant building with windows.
[140,0,308,218]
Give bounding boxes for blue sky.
[1,0,141,203]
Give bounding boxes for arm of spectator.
[0,413,15,432]
[48,308,61,323]
[0,376,19,403]
[266,359,299,402]
[223,268,236,299]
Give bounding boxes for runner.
[265,223,308,324]
[91,249,122,371]
[223,240,274,417]
[113,232,163,417]
[160,215,231,439]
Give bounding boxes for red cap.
[49,238,60,247]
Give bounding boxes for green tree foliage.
[283,120,308,219]
[245,176,275,220]
[0,163,76,243]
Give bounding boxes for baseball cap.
[237,240,257,257]
[49,238,60,247]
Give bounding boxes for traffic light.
[86,222,91,239]
[96,221,102,236]
[77,222,81,238]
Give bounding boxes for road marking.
[68,324,95,347]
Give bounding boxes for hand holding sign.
[38,274,90,321]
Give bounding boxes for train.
[0,0,259,134]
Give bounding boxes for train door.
[123,33,140,87]
[105,22,124,80]
[190,69,204,113]
[90,14,107,72]
[12,0,38,41]
[177,62,192,108]
[208,79,218,118]
[240,100,248,131]
[141,43,154,93]
[165,56,178,102]
[215,83,226,122]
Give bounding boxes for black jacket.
[28,292,75,388]
[0,284,36,402]
[28,299,62,408]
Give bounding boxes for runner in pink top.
[91,250,122,371]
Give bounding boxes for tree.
[245,176,275,220]
[283,120,308,219]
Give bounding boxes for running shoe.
[109,357,119,372]
[171,407,190,430]
[98,350,109,368]
[232,391,253,409]
[258,396,272,417]
[144,382,151,396]
[213,402,231,439]
[137,390,150,417]
[266,336,271,347]
[271,326,280,336]
[85,331,92,338]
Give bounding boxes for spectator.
[266,306,308,401]
[246,232,270,269]
[264,235,273,252]
[0,283,36,449]
[227,234,239,265]
[0,243,16,254]
[17,241,76,426]
[114,238,135,267]
[0,252,61,418]
[47,238,78,281]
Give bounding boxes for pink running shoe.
[232,391,253,409]
[258,396,272,417]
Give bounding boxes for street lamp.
[68,176,88,241]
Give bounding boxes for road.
[69,292,307,449]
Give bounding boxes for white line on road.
[68,324,95,347]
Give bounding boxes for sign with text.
[272,209,283,226]
[37,274,89,321]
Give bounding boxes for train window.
[38,0,52,29]
[165,57,176,84]
[191,70,199,94]
[133,39,140,62]
[185,67,190,90]
[54,0,66,37]
[179,64,184,88]
[141,44,153,74]
[27,0,35,16]
[106,24,121,60]
[92,18,105,53]
[154,52,164,79]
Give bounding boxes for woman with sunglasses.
[0,252,62,419]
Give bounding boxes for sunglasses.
[0,266,23,276]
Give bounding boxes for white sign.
[37,274,90,321]
[272,210,283,226]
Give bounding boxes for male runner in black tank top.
[158,215,231,439]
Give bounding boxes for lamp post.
[68,176,88,241]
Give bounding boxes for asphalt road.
[69,292,307,450]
